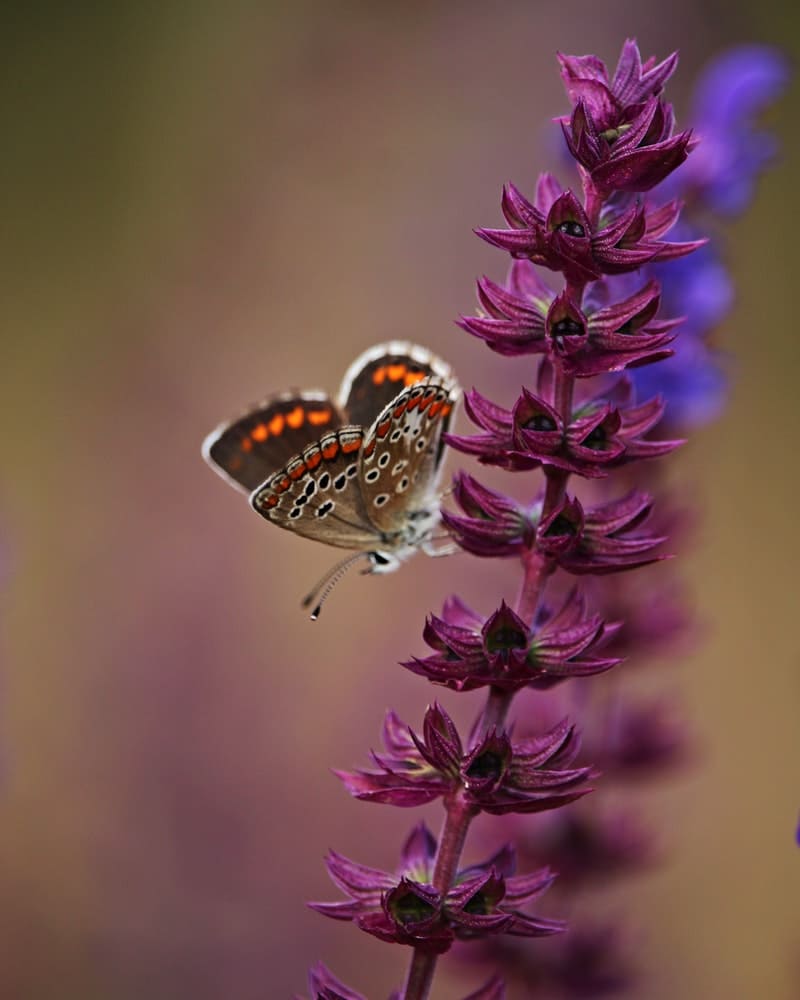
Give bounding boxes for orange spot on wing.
[404,370,425,386]
[268,414,285,435]
[322,441,339,460]
[428,400,444,419]
[308,409,331,426]
[264,495,279,509]
[341,437,362,454]
[387,363,406,382]
[286,406,305,429]
[289,462,307,480]
[241,437,253,452]
[252,424,268,441]
[393,401,407,418]
[418,393,433,413]
[363,439,376,457]
[441,404,452,418]
[306,451,322,470]
[228,456,242,471]
[275,477,291,493]
[376,419,392,438]
[372,366,387,385]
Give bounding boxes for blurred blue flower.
[631,45,789,428]
[683,44,791,216]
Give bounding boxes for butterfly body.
[203,343,460,574]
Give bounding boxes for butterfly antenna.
[301,552,371,621]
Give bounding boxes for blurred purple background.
[0,3,798,998]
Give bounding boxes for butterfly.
[202,342,460,616]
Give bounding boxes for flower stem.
[401,952,438,1000]
[516,543,551,624]
[583,181,603,229]
[480,685,513,735]
[403,795,476,1000]
[433,794,476,890]
[539,364,576,519]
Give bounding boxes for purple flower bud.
[538,491,667,574]
[447,377,680,476]
[440,473,536,557]
[310,824,561,953]
[558,40,679,124]
[338,703,593,814]
[478,182,704,278]
[561,96,692,196]
[461,264,679,372]
[403,591,619,692]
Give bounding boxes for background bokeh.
[1,3,798,998]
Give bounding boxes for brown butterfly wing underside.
[358,376,457,535]
[249,426,382,550]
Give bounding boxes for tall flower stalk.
[298,40,787,1000]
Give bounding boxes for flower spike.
[297,37,780,999]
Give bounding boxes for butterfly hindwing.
[359,374,458,534]
[203,393,341,493]
[249,427,380,550]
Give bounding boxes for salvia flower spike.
[299,38,784,998]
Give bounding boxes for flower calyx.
[337,702,592,814]
[309,823,562,954]
[403,590,619,693]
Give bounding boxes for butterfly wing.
[204,342,459,557]
[338,341,454,429]
[249,427,382,551]
[203,393,341,493]
[359,373,460,535]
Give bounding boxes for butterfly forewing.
[339,341,453,429]
[203,393,341,492]
[359,375,458,534]
[249,427,380,550]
